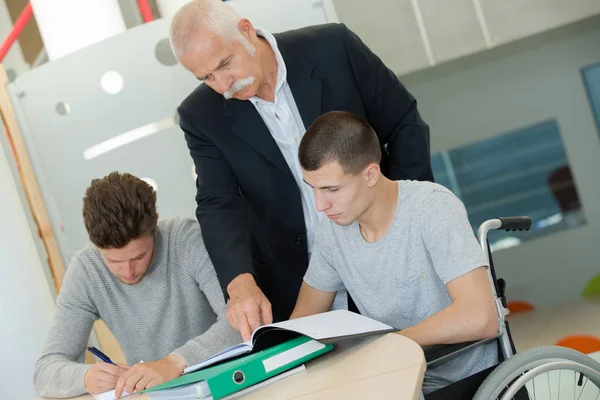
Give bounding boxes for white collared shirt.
[249,28,322,258]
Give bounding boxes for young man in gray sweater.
[34,172,242,399]
[290,111,500,395]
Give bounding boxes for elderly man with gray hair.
[170,0,434,342]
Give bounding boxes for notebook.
[184,309,394,374]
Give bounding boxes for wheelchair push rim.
[474,346,600,400]
[501,360,600,400]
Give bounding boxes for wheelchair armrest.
[423,336,498,368]
[424,342,477,365]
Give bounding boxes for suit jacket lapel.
[224,98,291,177]
[222,38,323,177]
[279,44,323,131]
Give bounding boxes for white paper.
[183,343,252,374]
[252,310,393,341]
[92,389,134,400]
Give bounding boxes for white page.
[140,381,211,399]
[183,343,252,374]
[252,310,393,342]
[92,389,134,400]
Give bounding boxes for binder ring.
[233,370,245,385]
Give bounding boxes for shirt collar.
[249,27,287,105]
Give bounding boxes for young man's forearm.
[34,355,92,398]
[289,297,325,320]
[397,301,498,346]
[289,282,336,320]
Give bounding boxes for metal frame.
[425,217,529,369]
[478,218,515,361]
[428,217,600,398]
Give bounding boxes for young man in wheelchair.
[290,111,500,394]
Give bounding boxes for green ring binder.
[141,336,334,399]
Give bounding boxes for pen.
[87,346,117,366]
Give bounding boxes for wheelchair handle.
[498,217,532,232]
[476,216,532,301]
[477,216,532,245]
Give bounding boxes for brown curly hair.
[82,172,158,249]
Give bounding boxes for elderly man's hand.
[114,354,186,398]
[226,273,273,341]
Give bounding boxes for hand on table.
[114,354,186,398]
[84,361,130,394]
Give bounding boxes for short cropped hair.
[82,172,158,249]
[299,111,382,174]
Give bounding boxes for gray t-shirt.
[304,180,498,393]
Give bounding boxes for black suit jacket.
[178,23,433,321]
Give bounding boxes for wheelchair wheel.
[473,345,600,400]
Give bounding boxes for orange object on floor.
[556,335,600,354]
[507,301,535,315]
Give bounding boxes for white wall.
[401,15,600,309]
[30,0,126,61]
[0,138,56,399]
[156,0,338,31]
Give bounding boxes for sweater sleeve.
[169,219,243,365]
[33,255,98,398]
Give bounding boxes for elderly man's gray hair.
[169,0,247,60]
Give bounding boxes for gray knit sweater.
[34,217,242,398]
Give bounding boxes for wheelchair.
[423,217,600,400]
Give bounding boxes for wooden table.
[38,333,426,400]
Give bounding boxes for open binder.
[184,309,394,374]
